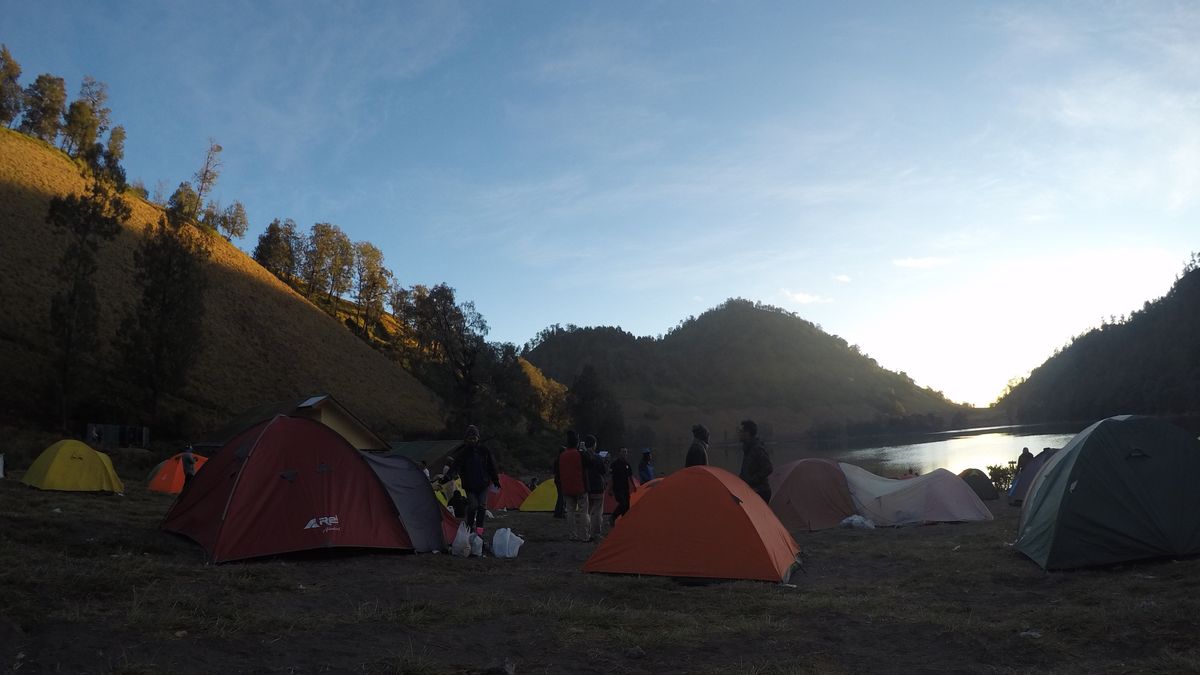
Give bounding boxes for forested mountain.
[524,299,969,456]
[999,258,1200,423]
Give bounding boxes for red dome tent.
[163,416,420,562]
[487,474,532,510]
[768,458,857,532]
[147,453,209,494]
[583,466,801,582]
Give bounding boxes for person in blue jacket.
[638,448,655,483]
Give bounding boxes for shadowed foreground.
[2,477,1199,674]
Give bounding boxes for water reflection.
[769,430,1078,477]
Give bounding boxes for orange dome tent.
[768,458,857,532]
[583,466,801,582]
[487,474,531,510]
[627,477,662,509]
[147,453,209,494]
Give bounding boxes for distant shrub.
[987,461,1017,492]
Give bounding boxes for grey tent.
[1015,416,1200,570]
[958,468,999,501]
[359,452,453,553]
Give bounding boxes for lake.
[811,429,1077,477]
[688,417,1200,478]
[738,424,1086,478]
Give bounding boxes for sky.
[5,1,1197,406]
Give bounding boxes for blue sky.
[6,2,1197,406]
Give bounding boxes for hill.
[999,258,1200,423]
[0,127,444,440]
[524,299,969,454]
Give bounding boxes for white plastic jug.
[491,528,525,558]
[469,533,484,557]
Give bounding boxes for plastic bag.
[451,522,472,557]
[469,533,484,557]
[840,514,876,529]
[491,528,525,559]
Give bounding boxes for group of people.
[431,418,776,548]
[552,418,775,543]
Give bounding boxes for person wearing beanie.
[444,424,500,540]
[685,424,709,468]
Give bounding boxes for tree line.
[9,41,631,466]
[998,255,1200,424]
[250,220,629,469]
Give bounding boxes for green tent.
[1016,416,1200,570]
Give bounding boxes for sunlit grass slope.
[0,127,444,438]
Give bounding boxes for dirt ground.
[3,477,1200,674]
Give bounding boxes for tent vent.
[280,470,298,482]
[1127,448,1150,459]
[731,494,743,505]
[317,463,332,474]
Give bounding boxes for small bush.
[986,460,1017,492]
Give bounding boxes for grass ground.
[3,474,1200,674]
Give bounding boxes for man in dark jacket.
[685,424,709,467]
[609,447,634,526]
[554,430,590,541]
[737,419,772,503]
[445,425,500,538]
[583,434,607,541]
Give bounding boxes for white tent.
[838,464,993,526]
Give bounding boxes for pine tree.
[19,73,66,143]
[0,44,23,128]
[117,216,211,422]
[45,180,131,430]
[60,99,98,156]
[252,218,301,282]
[352,241,392,334]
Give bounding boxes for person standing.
[583,434,607,541]
[609,447,634,526]
[1016,447,1033,473]
[737,419,773,503]
[181,445,198,490]
[554,430,590,541]
[685,424,710,467]
[445,425,501,539]
[638,448,655,483]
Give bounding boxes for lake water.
[812,430,1078,477]
[703,425,1084,478]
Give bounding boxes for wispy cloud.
[893,257,951,269]
[833,274,852,283]
[782,289,832,305]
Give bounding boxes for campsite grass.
[5,477,1200,673]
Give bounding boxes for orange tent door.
[148,453,208,494]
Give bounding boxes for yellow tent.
[22,440,124,493]
[519,480,558,512]
[433,478,462,506]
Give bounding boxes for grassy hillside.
[0,127,444,441]
[525,299,969,456]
